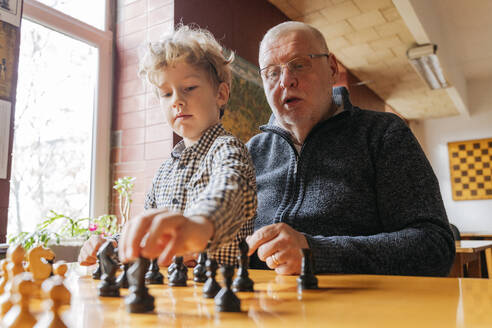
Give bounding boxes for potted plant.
[8,176,135,261]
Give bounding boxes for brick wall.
[112,0,175,217]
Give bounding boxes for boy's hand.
[78,235,106,266]
[118,209,214,266]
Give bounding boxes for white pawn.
[2,272,37,328]
[34,276,71,328]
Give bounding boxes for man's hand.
[246,223,309,275]
[118,209,214,267]
[78,235,106,266]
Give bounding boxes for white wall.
[410,77,492,232]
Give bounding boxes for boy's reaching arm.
[184,138,257,250]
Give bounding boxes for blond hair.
[139,24,234,117]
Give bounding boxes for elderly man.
[245,21,455,276]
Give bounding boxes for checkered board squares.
[448,137,492,201]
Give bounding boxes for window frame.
[21,0,114,218]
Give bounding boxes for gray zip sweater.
[246,87,455,276]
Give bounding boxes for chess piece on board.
[202,258,221,298]
[0,260,8,294]
[0,245,25,315]
[116,263,129,289]
[27,245,55,296]
[167,256,177,276]
[232,240,254,292]
[215,265,241,313]
[125,257,155,313]
[35,276,71,328]
[7,245,25,279]
[2,272,37,328]
[297,248,318,291]
[92,259,101,280]
[53,261,68,279]
[193,252,207,283]
[168,256,187,287]
[97,241,120,297]
[145,259,164,285]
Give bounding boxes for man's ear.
[216,82,230,109]
[328,53,339,81]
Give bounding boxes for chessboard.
[2,251,492,327]
[448,137,492,201]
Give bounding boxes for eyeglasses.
[259,53,329,83]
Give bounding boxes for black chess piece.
[168,256,187,287]
[297,248,318,291]
[125,257,155,313]
[193,252,207,283]
[97,241,120,297]
[232,240,254,292]
[92,259,102,280]
[215,265,241,312]
[202,258,221,298]
[116,263,129,289]
[167,256,177,275]
[145,259,164,285]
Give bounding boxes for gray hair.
[259,21,329,58]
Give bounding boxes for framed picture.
[0,21,16,99]
[0,0,22,27]
[448,137,492,201]
[222,52,271,143]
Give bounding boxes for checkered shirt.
[144,123,257,266]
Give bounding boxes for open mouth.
[284,97,301,105]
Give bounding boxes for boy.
[80,25,256,267]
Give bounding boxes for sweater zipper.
[259,126,304,223]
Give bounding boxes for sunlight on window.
[8,19,97,235]
[35,0,106,30]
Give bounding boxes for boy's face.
[156,61,228,146]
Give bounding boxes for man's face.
[259,29,337,130]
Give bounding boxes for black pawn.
[193,252,207,283]
[215,265,241,312]
[297,248,318,291]
[168,256,187,287]
[125,257,155,313]
[232,240,254,292]
[116,263,129,289]
[92,259,101,280]
[145,259,164,285]
[167,256,177,275]
[202,258,221,298]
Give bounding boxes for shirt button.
[172,198,179,205]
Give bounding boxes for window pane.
[34,0,105,30]
[8,19,97,235]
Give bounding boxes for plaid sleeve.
[144,163,167,210]
[184,137,257,250]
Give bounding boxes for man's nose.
[279,66,298,89]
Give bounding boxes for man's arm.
[249,120,455,276]
[306,124,455,275]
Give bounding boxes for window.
[7,0,113,235]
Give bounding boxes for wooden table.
[48,264,492,327]
[450,240,492,278]
[460,231,492,240]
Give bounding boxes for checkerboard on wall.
[448,138,492,201]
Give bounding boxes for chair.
[450,224,461,241]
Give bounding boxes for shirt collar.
[171,123,226,159]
